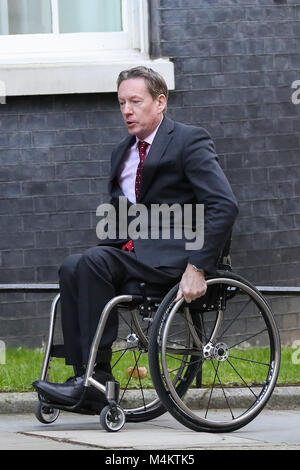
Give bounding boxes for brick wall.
[0,0,300,347]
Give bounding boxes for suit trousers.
[58,245,183,366]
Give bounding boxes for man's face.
[118,77,166,140]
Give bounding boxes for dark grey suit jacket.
[101,116,238,274]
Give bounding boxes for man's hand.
[175,264,207,303]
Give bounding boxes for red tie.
[122,140,149,252]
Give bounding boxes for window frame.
[0,0,142,57]
[0,0,175,96]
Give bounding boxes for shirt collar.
[135,117,163,147]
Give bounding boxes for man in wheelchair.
[33,66,238,413]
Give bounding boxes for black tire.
[149,272,281,433]
[35,400,60,424]
[100,404,126,432]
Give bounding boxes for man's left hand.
[175,264,207,303]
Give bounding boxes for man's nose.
[123,102,133,115]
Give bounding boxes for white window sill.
[0,51,175,96]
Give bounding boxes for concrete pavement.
[1,409,300,450]
[1,387,300,450]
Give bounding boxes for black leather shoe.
[32,371,116,412]
[32,375,85,406]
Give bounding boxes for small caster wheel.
[100,404,125,432]
[35,401,60,424]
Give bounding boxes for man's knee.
[80,246,113,267]
[59,253,82,280]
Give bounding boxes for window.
[0,0,174,96]
[0,0,122,35]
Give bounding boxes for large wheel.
[149,272,281,433]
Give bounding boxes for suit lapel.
[138,116,174,202]
[109,134,135,183]
[109,117,175,201]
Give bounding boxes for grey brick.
[0,115,19,132]
[0,131,31,148]
[161,24,219,41]
[88,111,123,128]
[22,180,67,196]
[24,248,69,266]
[19,114,48,131]
[183,57,222,74]
[59,229,98,247]
[23,213,70,231]
[0,149,22,165]
[55,162,100,179]
[0,164,54,183]
[265,134,299,150]
[64,112,88,129]
[0,215,22,232]
[0,250,24,268]
[160,0,181,7]
[0,197,33,214]
[183,89,223,106]
[36,265,60,282]
[68,179,90,194]
[160,9,189,24]
[0,267,36,283]
[69,212,92,229]
[56,194,102,211]
[0,232,34,249]
[33,197,57,213]
[35,231,58,248]
[31,130,55,147]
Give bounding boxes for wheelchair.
[35,263,281,433]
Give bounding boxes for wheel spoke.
[218,297,252,341]
[229,327,268,349]
[133,350,147,410]
[229,354,270,368]
[205,360,219,418]
[226,358,259,399]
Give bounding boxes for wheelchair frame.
[36,288,167,430]
[35,268,281,433]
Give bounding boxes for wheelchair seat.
[116,279,171,300]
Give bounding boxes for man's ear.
[157,94,167,114]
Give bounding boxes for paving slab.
[1,409,300,450]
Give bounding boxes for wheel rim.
[38,403,59,423]
[104,406,125,431]
[159,278,281,430]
